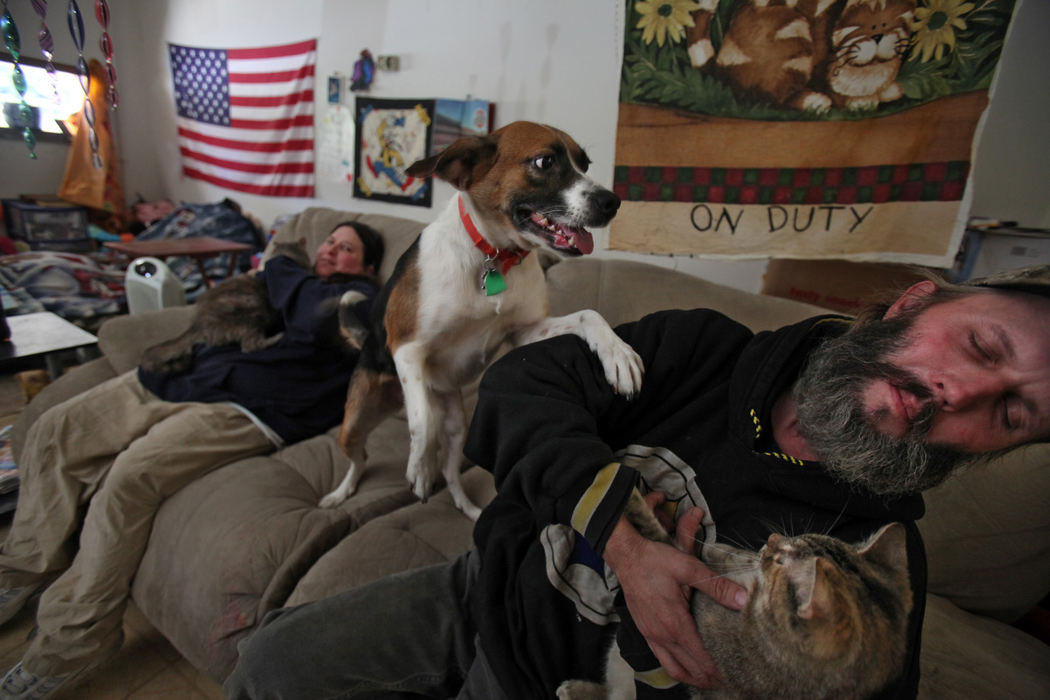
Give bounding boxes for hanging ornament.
[30,0,60,104]
[1,1,38,158]
[94,0,116,109]
[67,0,100,167]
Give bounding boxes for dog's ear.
[405,135,498,190]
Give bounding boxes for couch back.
[267,207,424,283]
[546,257,828,331]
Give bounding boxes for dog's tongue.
[571,227,594,255]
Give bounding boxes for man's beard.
[793,313,983,496]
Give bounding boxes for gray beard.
[793,315,983,496]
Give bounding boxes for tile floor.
[0,369,223,699]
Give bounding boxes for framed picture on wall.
[353,97,434,208]
[429,98,495,156]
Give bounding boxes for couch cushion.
[131,415,417,681]
[285,466,496,607]
[919,594,1050,698]
[918,443,1050,622]
[546,257,828,331]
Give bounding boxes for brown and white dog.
[319,121,644,520]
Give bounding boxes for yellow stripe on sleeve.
[571,462,621,536]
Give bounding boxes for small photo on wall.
[353,97,434,208]
[327,76,342,105]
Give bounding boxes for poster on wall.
[353,97,434,207]
[611,0,1017,266]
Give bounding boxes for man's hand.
[602,493,748,689]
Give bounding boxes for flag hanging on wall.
[611,0,1016,266]
[168,39,317,198]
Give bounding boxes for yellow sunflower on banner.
[911,0,977,62]
[634,0,701,47]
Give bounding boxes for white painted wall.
[2,0,1047,292]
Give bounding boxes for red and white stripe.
[175,39,316,197]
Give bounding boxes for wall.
[966,0,1050,228]
[2,0,1048,292]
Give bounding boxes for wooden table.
[103,236,253,288]
[0,312,99,379]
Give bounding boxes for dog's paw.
[320,465,360,508]
[555,680,606,700]
[318,490,348,509]
[598,339,645,398]
[406,457,439,504]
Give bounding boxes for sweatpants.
[0,370,274,675]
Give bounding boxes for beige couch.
[11,208,1050,698]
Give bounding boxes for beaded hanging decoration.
[1,1,38,158]
[94,0,116,108]
[30,0,60,104]
[67,0,101,167]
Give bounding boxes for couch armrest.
[10,357,117,463]
[918,443,1050,622]
[11,306,198,463]
[96,306,197,375]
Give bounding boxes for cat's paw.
[845,95,880,111]
[879,81,904,102]
[687,38,714,68]
[793,91,832,114]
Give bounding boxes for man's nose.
[936,371,1004,410]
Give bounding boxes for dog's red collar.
[458,196,528,275]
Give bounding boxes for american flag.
[168,39,316,198]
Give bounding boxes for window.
[1,52,83,142]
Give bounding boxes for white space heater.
[125,257,186,314]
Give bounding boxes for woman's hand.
[602,493,748,688]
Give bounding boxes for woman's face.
[314,225,370,277]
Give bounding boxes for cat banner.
[611,0,1017,265]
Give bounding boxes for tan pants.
[0,371,274,675]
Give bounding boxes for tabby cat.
[139,239,312,374]
[685,0,917,112]
[557,489,913,700]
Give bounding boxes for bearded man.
[227,266,1050,700]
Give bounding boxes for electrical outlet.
[376,55,400,71]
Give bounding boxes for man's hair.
[330,220,385,277]
[850,268,996,327]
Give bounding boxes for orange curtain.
[59,58,126,232]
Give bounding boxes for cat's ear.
[796,558,832,621]
[858,522,908,575]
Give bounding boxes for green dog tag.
[483,268,507,296]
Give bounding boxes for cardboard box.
[951,226,1050,281]
[762,259,933,315]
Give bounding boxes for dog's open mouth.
[523,212,594,255]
